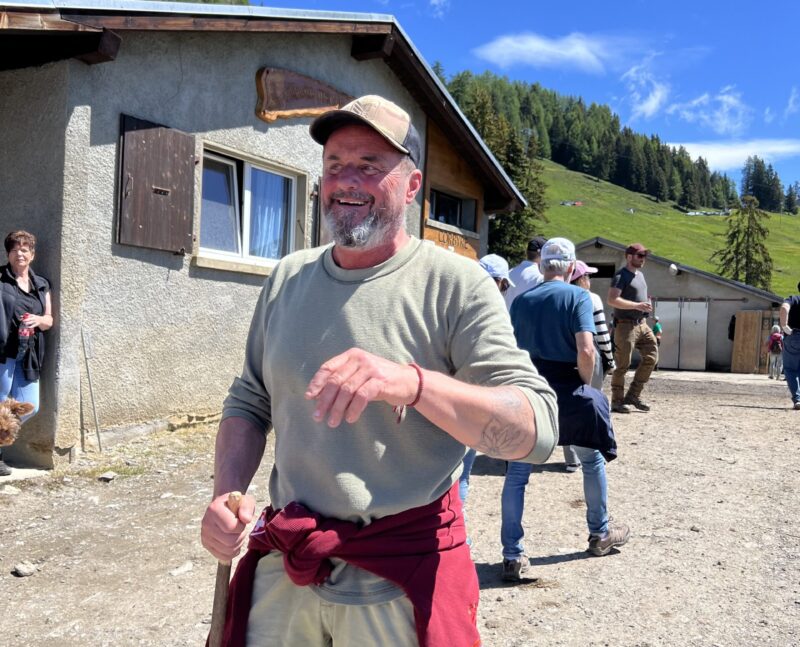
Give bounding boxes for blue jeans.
[458,448,477,503]
[0,357,40,422]
[500,446,608,559]
[783,334,800,404]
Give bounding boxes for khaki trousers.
[611,320,658,403]
[246,552,418,647]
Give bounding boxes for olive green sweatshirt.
[223,237,558,525]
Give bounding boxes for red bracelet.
[408,363,424,407]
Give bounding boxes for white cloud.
[783,86,799,120]
[622,60,670,120]
[667,86,753,136]
[473,32,619,74]
[764,107,775,124]
[670,138,800,171]
[429,0,449,18]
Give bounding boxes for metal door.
[678,301,708,370]
[653,299,709,370]
[654,301,680,369]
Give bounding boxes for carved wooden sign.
[255,68,353,123]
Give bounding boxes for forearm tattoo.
[474,387,533,459]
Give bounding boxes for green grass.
[535,159,799,297]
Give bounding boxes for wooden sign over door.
[255,68,352,123]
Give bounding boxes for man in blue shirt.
[500,237,629,581]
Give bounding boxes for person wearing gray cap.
[201,94,558,646]
[503,236,547,309]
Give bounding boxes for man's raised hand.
[305,348,419,427]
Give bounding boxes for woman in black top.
[0,231,53,476]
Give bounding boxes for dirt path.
[1,371,798,646]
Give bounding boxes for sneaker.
[565,463,580,473]
[794,402,800,410]
[501,555,530,581]
[587,521,630,556]
[0,459,10,477]
[623,395,651,412]
[611,401,631,414]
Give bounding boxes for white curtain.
[249,168,291,260]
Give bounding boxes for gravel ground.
[0,370,798,646]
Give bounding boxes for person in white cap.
[500,237,628,581]
[201,94,558,646]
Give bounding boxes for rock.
[690,525,701,532]
[485,620,501,629]
[1,485,21,495]
[12,561,37,577]
[169,561,193,576]
[160,492,174,499]
[97,471,117,482]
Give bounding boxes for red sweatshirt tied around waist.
[216,482,480,647]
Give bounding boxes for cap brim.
[310,111,411,157]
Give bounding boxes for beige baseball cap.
[310,95,422,166]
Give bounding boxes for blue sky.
[262,0,800,189]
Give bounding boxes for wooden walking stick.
[208,491,243,647]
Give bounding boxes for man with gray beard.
[201,95,558,646]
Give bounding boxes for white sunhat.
[479,254,515,286]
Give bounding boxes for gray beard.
[323,205,403,250]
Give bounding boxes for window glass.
[248,167,293,260]
[432,190,461,227]
[431,189,477,232]
[461,199,477,231]
[200,151,298,266]
[201,158,240,254]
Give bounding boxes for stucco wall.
[576,244,779,370]
[0,63,68,467]
[40,31,425,465]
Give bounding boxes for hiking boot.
[501,555,530,581]
[0,459,11,477]
[623,395,651,412]
[565,463,580,473]
[611,401,631,414]
[587,521,630,556]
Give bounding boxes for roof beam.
[0,9,99,31]
[60,13,392,35]
[351,33,395,61]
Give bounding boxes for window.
[200,151,296,265]
[430,189,477,232]
[591,263,617,279]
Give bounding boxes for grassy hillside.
[536,160,799,297]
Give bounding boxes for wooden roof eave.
[1,6,523,212]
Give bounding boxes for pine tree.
[711,196,773,290]
[785,184,798,214]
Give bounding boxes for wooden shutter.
[118,115,195,254]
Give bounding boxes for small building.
[575,238,784,372]
[0,0,525,467]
